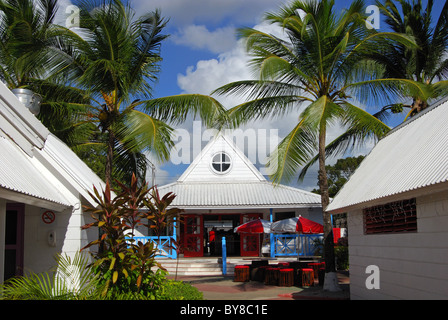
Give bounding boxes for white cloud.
[133,0,286,27]
[171,25,238,54]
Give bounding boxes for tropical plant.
[213,0,419,286]
[61,0,227,185]
[0,251,102,300]
[373,0,448,119]
[81,173,182,298]
[0,0,68,89]
[0,0,92,147]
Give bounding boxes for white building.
[0,82,105,283]
[157,133,323,258]
[327,97,448,300]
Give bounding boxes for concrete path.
[171,271,350,300]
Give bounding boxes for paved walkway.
[171,271,350,300]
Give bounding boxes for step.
[155,258,244,276]
[154,257,300,276]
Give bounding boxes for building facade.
[0,82,104,283]
[156,134,323,258]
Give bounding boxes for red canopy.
[296,216,324,234]
[234,219,272,233]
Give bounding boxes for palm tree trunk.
[318,125,339,291]
[105,129,115,184]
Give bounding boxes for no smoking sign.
[42,211,56,224]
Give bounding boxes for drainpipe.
[222,236,227,275]
[270,208,275,258]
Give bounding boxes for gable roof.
[327,97,448,214]
[158,133,322,209]
[178,134,266,182]
[0,81,106,209]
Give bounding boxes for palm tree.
[213,0,420,290]
[374,0,448,119]
[63,0,226,184]
[0,0,97,152]
[0,0,67,88]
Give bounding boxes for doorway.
[4,203,24,281]
[203,214,241,257]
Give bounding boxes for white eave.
[0,81,107,209]
[157,181,322,209]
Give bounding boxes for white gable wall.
[347,188,448,300]
[178,135,265,182]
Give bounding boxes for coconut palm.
[0,0,99,154]
[63,0,226,184]
[374,0,448,119]
[213,0,420,289]
[0,0,68,88]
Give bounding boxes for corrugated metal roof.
[0,135,72,207]
[157,181,322,208]
[327,98,448,213]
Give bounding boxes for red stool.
[278,262,290,267]
[308,263,320,279]
[300,268,314,287]
[279,268,294,287]
[318,268,325,286]
[265,267,280,285]
[256,265,269,282]
[234,265,250,282]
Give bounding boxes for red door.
[183,215,203,257]
[240,214,261,256]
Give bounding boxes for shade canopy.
[271,216,323,234]
[234,219,272,233]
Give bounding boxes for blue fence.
[129,236,177,259]
[127,234,322,260]
[273,234,323,257]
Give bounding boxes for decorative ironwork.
[130,236,177,259]
[273,234,323,257]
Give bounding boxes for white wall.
[347,190,448,300]
[23,200,95,275]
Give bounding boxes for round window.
[211,152,231,173]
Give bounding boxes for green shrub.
[335,245,349,270]
[159,280,203,300]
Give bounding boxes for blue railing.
[273,234,323,257]
[128,236,177,259]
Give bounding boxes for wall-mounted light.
[12,88,42,115]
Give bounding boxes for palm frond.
[140,94,228,127]
[268,117,318,184]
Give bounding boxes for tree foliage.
[373,0,448,119]
[312,155,365,197]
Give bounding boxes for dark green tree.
[312,156,365,197]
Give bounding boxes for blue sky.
[58,0,444,190]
